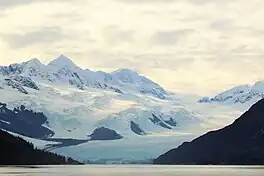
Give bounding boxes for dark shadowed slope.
[0,102,54,138]
[0,129,80,165]
[88,127,123,141]
[154,98,264,165]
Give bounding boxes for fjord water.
[1,165,264,176]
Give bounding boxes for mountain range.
[0,55,262,163]
[0,54,166,99]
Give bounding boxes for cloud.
[116,0,236,6]
[0,0,76,9]
[188,0,238,5]
[116,0,178,4]
[83,49,194,73]
[0,0,264,95]
[0,0,33,8]
[1,27,64,48]
[151,29,195,45]
[51,12,84,22]
[103,26,134,45]
[210,19,234,31]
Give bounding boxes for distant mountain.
[154,98,264,165]
[0,55,167,99]
[198,82,264,105]
[0,129,79,165]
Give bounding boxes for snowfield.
[0,55,251,163]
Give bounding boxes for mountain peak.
[48,55,77,68]
[25,58,43,66]
[22,58,44,72]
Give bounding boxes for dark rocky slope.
[130,121,147,135]
[154,99,264,165]
[88,127,123,141]
[0,129,80,165]
[0,103,54,138]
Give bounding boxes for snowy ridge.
[0,55,167,99]
[199,82,264,105]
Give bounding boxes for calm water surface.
[1,165,264,176]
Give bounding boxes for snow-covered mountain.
[198,82,264,106]
[0,55,244,163]
[0,55,167,99]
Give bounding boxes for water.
[1,165,264,176]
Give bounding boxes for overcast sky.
[0,0,263,96]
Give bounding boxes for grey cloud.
[86,50,194,71]
[210,19,257,34]
[0,0,33,8]
[0,0,77,9]
[151,29,195,45]
[103,26,134,44]
[134,54,194,70]
[1,27,64,48]
[211,19,235,31]
[229,45,264,55]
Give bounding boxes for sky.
[0,0,264,96]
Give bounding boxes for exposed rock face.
[130,121,147,135]
[4,78,28,94]
[0,102,54,138]
[0,64,23,76]
[149,114,172,129]
[91,82,123,94]
[1,74,39,94]
[88,127,123,141]
[154,99,264,165]
[10,75,39,90]
[164,118,177,127]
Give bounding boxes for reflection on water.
[1,165,264,176]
